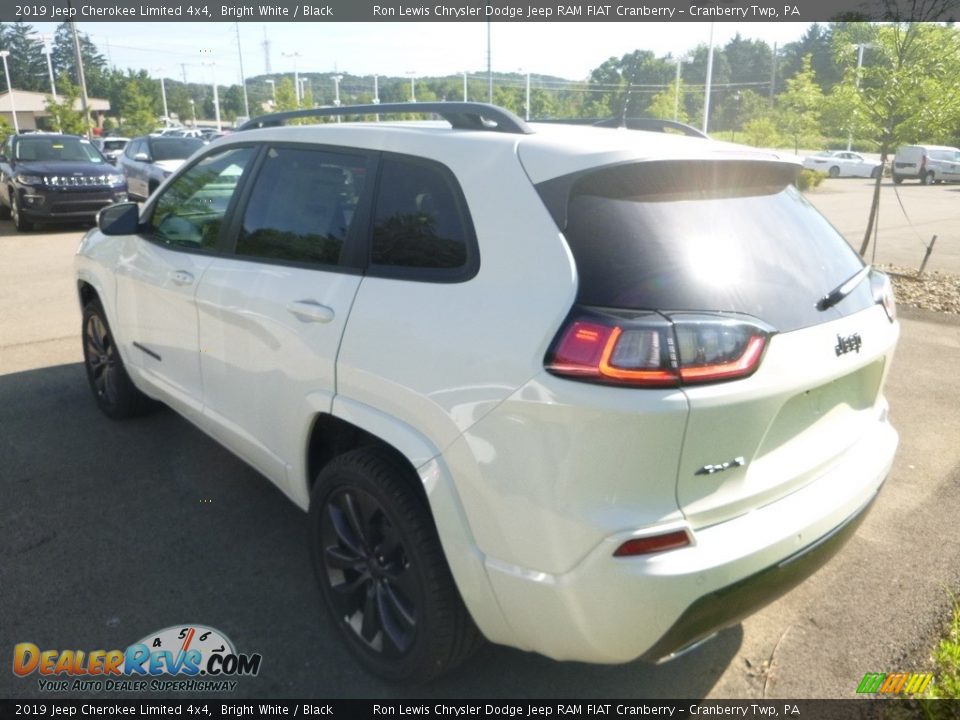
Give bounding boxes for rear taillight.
[545,309,771,388]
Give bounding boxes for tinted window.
[125,140,141,159]
[148,137,205,161]
[371,156,470,270]
[236,147,367,266]
[552,160,873,333]
[149,147,254,250]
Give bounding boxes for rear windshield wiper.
[817,265,871,312]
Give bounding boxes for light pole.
[702,22,715,135]
[30,34,57,102]
[69,21,92,138]
[486,21,492,103]
[282,51,301,105]
[203,61,221,132]
[673,56,690,121]
[406,71,416,102]
[372,74,379,104]
[152,68,169,122]
[298,77,308,104]
[462,72,468,102]
[847,43,872,151]
[189,98,196,127]
[0,51,19,134]
[265,78,276,107]
[523,70,530,121]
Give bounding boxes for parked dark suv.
[0,133,128,232]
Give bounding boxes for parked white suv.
[75,103,899,681]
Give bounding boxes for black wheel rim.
[320,487,417,657]
[84,313,118,405]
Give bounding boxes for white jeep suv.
[74,103,899,681]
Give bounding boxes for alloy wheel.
[319,486,417,657]
[84,313,118,406]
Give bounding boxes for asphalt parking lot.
[2,179,959,700]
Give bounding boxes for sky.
[24,21,813,86]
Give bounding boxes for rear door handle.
[286,300,335,324]
[170,270,195,286]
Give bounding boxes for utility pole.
[282,51,301,105]
[0,51,19,134]
[486,22,492,103]
[702,22,715,135]
[70,21,92,139]
[462,72,468,101]
[235,22,250,118]
[768,42,777,107]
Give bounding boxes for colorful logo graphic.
[856,672,934,695]
[13,624,262,692]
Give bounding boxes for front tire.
[922,171,935,185]
[82,299,153,419]
[11,193,34,232]
[871,166,882,179]
[893,174,904,184]
[309,449,482,682]
[828,166,840,178]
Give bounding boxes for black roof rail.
[237,102,533,135]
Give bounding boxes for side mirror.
[134,152,151,163]
[98,202,141,236]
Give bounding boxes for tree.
[646,81,689,123]
[0,21,47,92]
[44,76,87,133]
[777,55,823,152]
[831,22,960,256]
[119,71,158,136]
[51,23,108,97]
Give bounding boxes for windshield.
[102,140,128,151]
[150,138,204,162]
[16,136,105,163]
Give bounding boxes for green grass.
[927,597,960,699]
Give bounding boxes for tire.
[893,174,904,185]
[828,166,840,178]
[81,299,154,419]
[309,449,482,682]
[921,171,934,185]
[0,187,10,220]
[11,192,34,232]
[871,167,882,179]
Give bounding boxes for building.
[0,90,110,132]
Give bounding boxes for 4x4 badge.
[835,332,863,356]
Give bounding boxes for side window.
[235,147,367,266]
[124,140,138,159]
[148,146,255,250]
[370,156,472,272]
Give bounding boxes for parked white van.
[892,144,960,184]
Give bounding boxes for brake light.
[545,309,770,387]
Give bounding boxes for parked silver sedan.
[803,151,883,179]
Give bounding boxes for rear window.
[545,160,874,332]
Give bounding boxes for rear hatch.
[534,158,898,529]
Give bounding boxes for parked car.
[892,144,960,184]
[803,150,883,178]
[95,137,130,165]
[0,133,127,232]
[75,102,899,681]
[118,135,205,200]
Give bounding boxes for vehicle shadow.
[0,363,739,700]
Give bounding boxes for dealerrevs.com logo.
[13,625,262,693]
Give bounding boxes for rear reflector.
[614,530,691,557]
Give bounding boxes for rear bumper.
[480,417,896,664]
[640,479,879,661]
